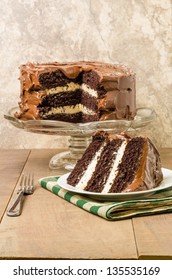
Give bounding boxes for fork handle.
[6,190,24,217]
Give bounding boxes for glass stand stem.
[49,135,91,171]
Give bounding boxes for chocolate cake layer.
[42,112,99,122]
[15,61,136,122]
[82,70,102,92]
[85,138,122,193]
[67,132,107,185]
[39,70,82,89]
[109,137,145,193]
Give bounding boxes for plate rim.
[57,168,172,198]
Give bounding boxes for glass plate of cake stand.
[4,107,156,171]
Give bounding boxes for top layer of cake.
[16,61,136,122]
[20,61,134,90]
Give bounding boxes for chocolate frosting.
[143,139,163,188]
[123,137,163,192]
[16,61,136,121]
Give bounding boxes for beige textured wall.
[0,0,172,148]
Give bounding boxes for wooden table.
[0,148,172,260]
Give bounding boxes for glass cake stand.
[4,107,156,170]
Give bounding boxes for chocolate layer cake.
[15,61,136,123]
[67,132,163,193]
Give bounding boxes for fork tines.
[18,173,34,193]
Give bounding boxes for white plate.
[57,168,172,201]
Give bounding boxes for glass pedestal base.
[49,135,91,170]
[4,107,157,171]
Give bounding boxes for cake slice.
[67,131,163,193]
[15,61,136,123]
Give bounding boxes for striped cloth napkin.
[39,176,172,221]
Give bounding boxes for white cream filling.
[80,83,97,98]
[101,141,127,193]
[75,143,106,190]
[44,104,96,116]
[46,82,97,98]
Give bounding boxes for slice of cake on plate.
[15,61,136,123]
[67,131,163,193]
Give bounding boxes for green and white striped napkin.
[39,176,172,221]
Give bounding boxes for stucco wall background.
[0,0,171,149]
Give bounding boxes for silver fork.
[7,173,34,217]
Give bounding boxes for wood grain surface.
[0,150,30,222]
[0,148,172,259]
